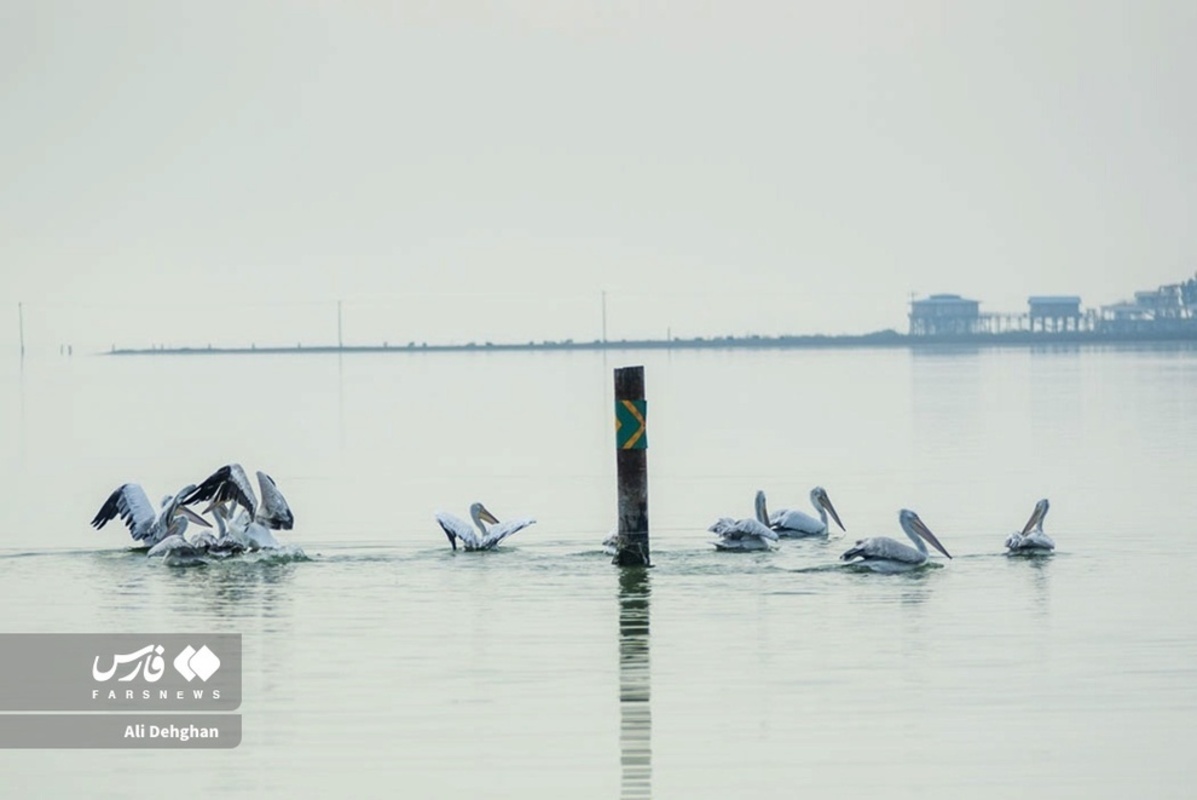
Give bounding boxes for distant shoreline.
[107,328,1197,356]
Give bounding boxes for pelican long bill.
[913,516,952,559]
[819,491,846,532]
[1021,501,1047,536]
[179,507,212,528]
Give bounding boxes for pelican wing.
[146,534,191,558]
[91,484,158,541]
[710,517,778,541]
[435,512,480,551]
[183,464,257,517]
[769,508,825,535]
[714,536,773,551]
[841,536,923,564]
[481,517,536,549]
[256,471,294,530]
[708,517,738,536]
[242,522,281,550]
[1006,530,1055,551]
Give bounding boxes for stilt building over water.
[909,273,1197,338]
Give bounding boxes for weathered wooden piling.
[613,366,650,567]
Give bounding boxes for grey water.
[1,345,1195,799]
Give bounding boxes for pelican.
[146,530,222,559]
[709,490,779,551]
[200,500,269,552]
[147,501,253,560]
[841,509,952,572]
[602,529,618,556]
[436,503,536,551]
[770,486,846,537]
[208,499,280,551]
[182,463,294,549]
[1005,498,1054,553]
[91,483,211,547]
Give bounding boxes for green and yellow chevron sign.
[615,399,647,450]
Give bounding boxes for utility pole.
[602,291,608,343]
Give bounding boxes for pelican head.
[470,502,500,527]
[167,485,211,528]
[898,509,952,559]
[811,486,846,532]
[1021,498,1050,535]
[754,490,769,525]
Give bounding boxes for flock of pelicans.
[91,465,1056,573]
[690,487,1054,572]
[90,464,296,559]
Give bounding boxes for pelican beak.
[1021,502,1046,536]
[820,492,846,532]
[479,507,500,525]
[913,517,952,559]
[180,507,212,528]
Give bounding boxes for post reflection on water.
[618,567,651,800]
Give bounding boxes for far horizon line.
[101,325,1197,357]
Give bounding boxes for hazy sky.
[2,1,1195,352]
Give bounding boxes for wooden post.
[614,366,650,567]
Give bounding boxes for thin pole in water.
[613,365,650,567]
[18,302,24,359]
[602,291,607,343]
[337,300,343,349]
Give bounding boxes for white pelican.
[146,530,226,559]
[182,463,294,549]
[602,529,618,556]
[436,503,536,551]
[841,509,952,572]
[770,486,846,537]
[91,483,211,547]
[196,499,274,551]
[209,499,281,551]
[146,503,257,560]
[1005,498,1054,553]
[709,490,779,551]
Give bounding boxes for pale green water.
[1,345,1195,798]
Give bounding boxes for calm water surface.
[1,345,1195,799]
